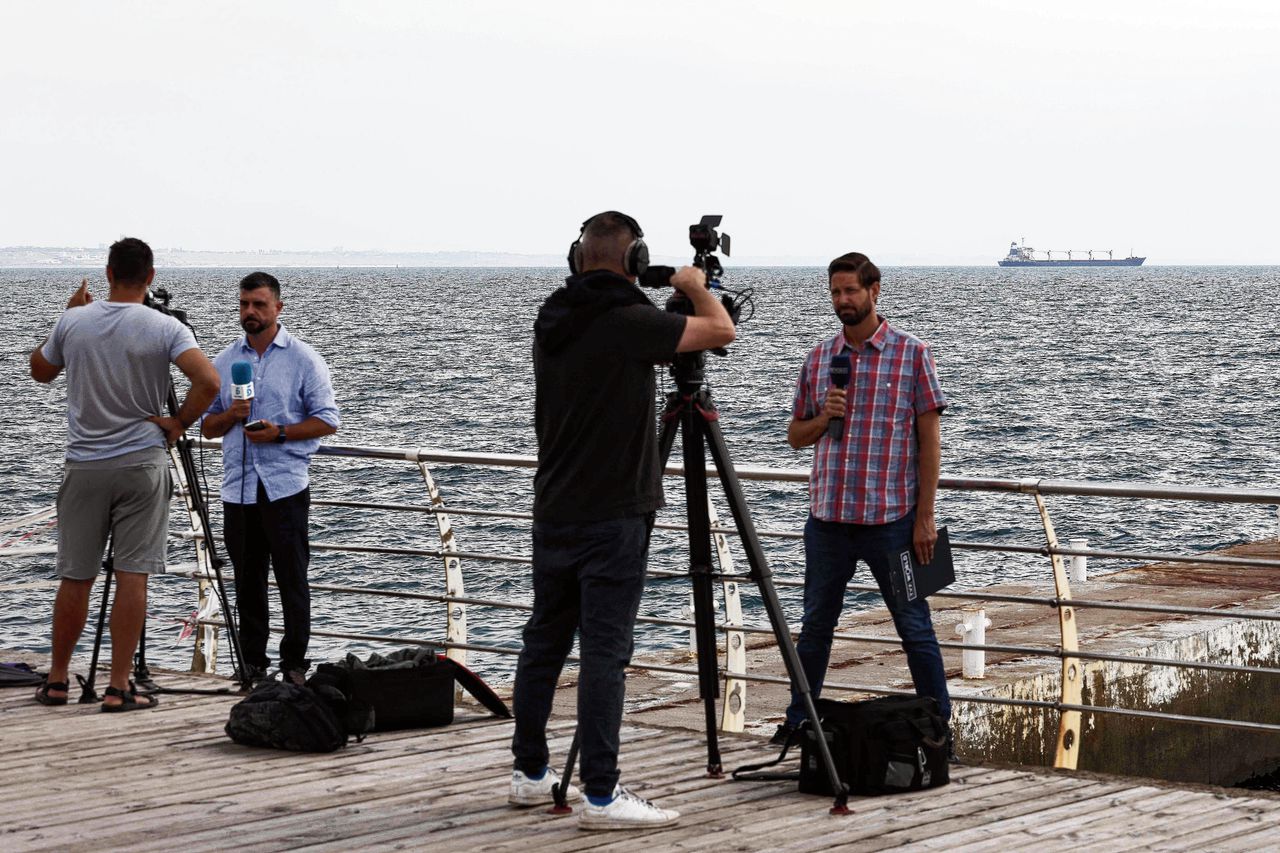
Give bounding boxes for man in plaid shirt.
[774,252,951,748]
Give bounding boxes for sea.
[2,265,1278,771]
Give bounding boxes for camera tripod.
[549,358,849,814]
[654,356,849,811]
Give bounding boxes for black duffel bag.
[309,647,510,732]
[799,695,949,796]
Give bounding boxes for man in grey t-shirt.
[29,237,219,711]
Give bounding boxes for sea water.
[1,265,1278,681]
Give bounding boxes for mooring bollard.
[1068,538,1088,583]
[682,594,720,655]
[954,609,992,679]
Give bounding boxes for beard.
[241,317,265,334]
[836,304,872,327]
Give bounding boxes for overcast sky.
[3,1,1278,264]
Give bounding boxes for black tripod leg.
[549,730,580,815]
[658,390,724,776]
[79,542,114,704]
[702,410,850,812]
[681,400,725,777]
[134,618,156,690]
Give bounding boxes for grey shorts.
[56,447,173,579]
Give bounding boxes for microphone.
[231,361,255,402]
[826,352,852,441]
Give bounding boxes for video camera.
[143,286,195,335]
[659,215,750,344]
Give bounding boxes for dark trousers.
[512,514,651,798]
[785,511,951,726]
[224,484,312,672]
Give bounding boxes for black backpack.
[733,695,949,797]
[225,680,373,753]
[799,696,950,796]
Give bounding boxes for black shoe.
[769,723,797,747]
[233,665,267,688]
[946,733,960,765]
[282,667,308,687]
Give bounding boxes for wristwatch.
[275,426,288,444]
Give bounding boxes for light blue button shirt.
[206,324,341,504]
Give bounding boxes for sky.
[3,1,1278,264]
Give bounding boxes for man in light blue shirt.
[201,272,340,685]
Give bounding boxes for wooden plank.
[5,671,1280,853]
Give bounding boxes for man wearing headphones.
[509,211,735,829]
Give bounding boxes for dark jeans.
[224,484,312,672]
[512,514,652,798]
[785,512,951,726]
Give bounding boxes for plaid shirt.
[792,318,947,525]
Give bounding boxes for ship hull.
[998,257,1145,267]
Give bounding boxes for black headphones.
[567,211,650,278]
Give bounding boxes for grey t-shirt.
[42,301,198,462]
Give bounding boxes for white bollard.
[682,594,697,654]
[681,594,720,655]
[954,609,992,679]
[1068,538,1088,584]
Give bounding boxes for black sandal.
[34,677,69,706]
[101,681,159,713]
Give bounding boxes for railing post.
[1033,493,1083,770]
[168,447,219,673]
[417,461,467,682]
[709,497,746,733]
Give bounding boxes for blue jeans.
[785,512,951,726]
[512,514,651,798]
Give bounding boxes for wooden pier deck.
[3,673,1279,852]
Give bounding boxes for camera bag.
[798,695,949,796]
[309,647,510,732]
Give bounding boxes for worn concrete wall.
[955,614,1280,785]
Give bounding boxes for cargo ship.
[998,240,1145,267]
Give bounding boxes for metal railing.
[5,439,1279,772]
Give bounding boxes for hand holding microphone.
[230,361,254,421]
[826,352,852,440]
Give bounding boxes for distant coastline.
[1,246,1267,268]
[0,246,569,269]
[0,245,835,268]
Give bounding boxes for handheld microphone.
[826,352,852,441]
[231,361,255,401]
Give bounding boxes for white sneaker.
[508,768,582,807]
[579,784,680,830]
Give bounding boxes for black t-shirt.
[532,274,687,523]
